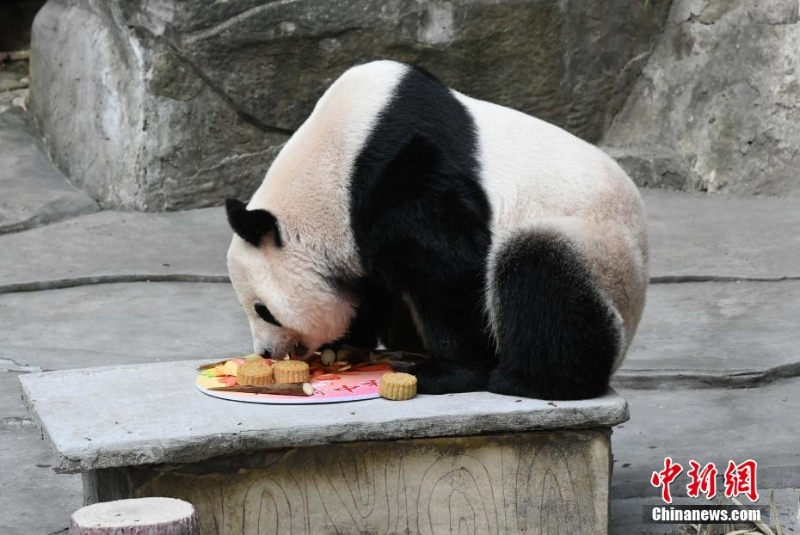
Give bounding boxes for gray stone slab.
[0,189,796,293]
[0,282,252,371]
[616,281,800,388]
[19,360,628,473]
[0,372,27,421]
[0,108,99,235]
[611,378,800,501]
[0,208,231,293]
[0,428,82,535]
[642,189,800,280]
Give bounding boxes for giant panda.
[225,60,648,400]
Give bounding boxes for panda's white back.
[252,59,644,247]
[247,60,406,274]
[456,91,645,238]
[456,92,648,358]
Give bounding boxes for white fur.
[248,60,408,263]
[457,92,648,369]
[227,61,408,355]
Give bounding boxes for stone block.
[85,430,612,535]
[29,0,669,210]
[21,360,627,534]
[19,360,628,472]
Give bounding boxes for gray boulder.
[0,108,99,235]
[603,0,800,197]
[30,0,669,210]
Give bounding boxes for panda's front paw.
[387,352,429,373]
[402,361,487,395]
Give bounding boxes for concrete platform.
[644,189,800,281]
[612,377,800,501]
[0,371,27,422]
[616,280,800,388]
[0,282,251,371]
[0,108,99,235]
[11,373,800,535]
[0,428,82,535]
[0,208,230,293]
[21,361,627,534]
[20,360,628,473]
[2,189,799,293]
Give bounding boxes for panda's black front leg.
[400,282,495,394]
[351,132,497,393]
[323,277,399,351]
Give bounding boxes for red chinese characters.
[651,458,759,503]
[651,457,683,503]
[686,461,718,499]
[724,459,759,501]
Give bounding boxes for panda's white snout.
[251,323,313,360]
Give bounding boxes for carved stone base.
[85,429,612,535]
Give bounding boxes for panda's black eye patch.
[254,303,282,327]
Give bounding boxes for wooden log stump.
[69,497,200,535]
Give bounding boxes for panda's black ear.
[225,198,282,247]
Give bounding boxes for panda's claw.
[387,352,429,373]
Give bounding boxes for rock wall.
[603,0,800,197]
[29,0,669,210]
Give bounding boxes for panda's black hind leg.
[487,230,621,400]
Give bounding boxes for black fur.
[254,302,282,327]
[488,232,619,400]
[329,278,398,349]
[349,67,495,394]
[324,276,425,352]
[225,198,282,247]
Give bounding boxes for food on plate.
[273,360,310,384]
[379,372,417,401]
[236,358,274,386]
[210,382,314,396]
[197,348,423,402]
[222,358,244,376]
[320,349,336,366]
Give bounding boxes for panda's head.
[224,198,356,358]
